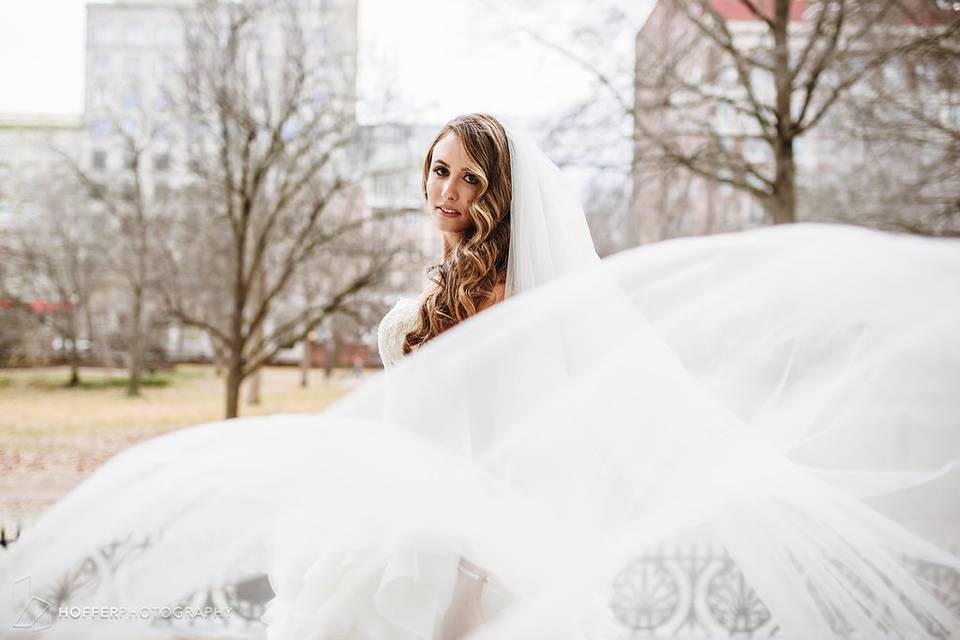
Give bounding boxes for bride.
[1,113,958,640]
[376,114,517,637]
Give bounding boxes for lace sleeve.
[377,298,420,368]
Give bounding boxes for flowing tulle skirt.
[2,224,958,639]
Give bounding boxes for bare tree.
[636,1,960,229]
[522,0,958,241]
[11,173,107,385]
[0,231,42,368]
[806,30,960,235]
[58,118,167,396]
[160,0,401,418]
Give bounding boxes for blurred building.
[0,116,85,366]
[81,0,361,363]
[3,2,470,369]
[631,0,960,243]
[353,122,442,296]
[0,115,82,228]
[82,0,358,193]
[631,1,776,243]
[271,121,443,368]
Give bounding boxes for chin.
[433,218,463,233]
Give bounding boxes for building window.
[124,86,141,110]
[93,22,113,46]
[92,150,107,170]
[374,176,391,198]
[121,119,142,137]
[313,87,330,108]
[154,153,171,171]
[90,83,109,109]
[126,21,145,46]
[91,119,111,137]
[158,55,175,78]
[157,23,177,46]
[94,53,111,76]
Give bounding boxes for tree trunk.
[68,342,80,387]
[67,310,81,387]
[225,350,243,419]
[213,344,224,377]
[127,285,143,397]
[300,338,310,388]
[84,304,98,366]
[324,335,337,380]
[771,138,797,224]
[770,0,797,225]
[226,227,247,417]
[247,268,265,406]
[247,367,261,405]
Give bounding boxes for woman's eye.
[464,174,479,185]
[432,166,448,176]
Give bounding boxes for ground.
[0,364,360,535]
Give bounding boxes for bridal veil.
[0,120,957,639]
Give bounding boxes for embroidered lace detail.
[377,297,421,368]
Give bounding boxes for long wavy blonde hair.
[402,113,512,354]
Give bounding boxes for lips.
[436,206,462,218]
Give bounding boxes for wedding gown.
[1,121,958,640]
[1,223,958,640]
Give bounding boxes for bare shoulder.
[478,281,506,312]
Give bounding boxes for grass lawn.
[0,364,363,531]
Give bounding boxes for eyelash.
[433,166,479,185]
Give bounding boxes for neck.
[442,231,461,258]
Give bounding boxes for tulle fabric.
[1,223,958,639]
[502,121,600,296]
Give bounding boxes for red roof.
[709,0,957,25]
[709,0,806,22]
[30,299,75,314]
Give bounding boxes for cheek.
[466,185,481,207]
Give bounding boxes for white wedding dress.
[1,119,958,640]
[377,296,421,369]
[258,298,519,640]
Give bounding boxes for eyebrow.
[432,159,472,175]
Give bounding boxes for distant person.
[351,353,364,378]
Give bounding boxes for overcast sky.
[0,0,652,125]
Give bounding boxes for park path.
[0,425,173,534]
[0,365,362,539]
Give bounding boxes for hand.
[440,560,486,639]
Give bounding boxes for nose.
[440,179,457,202]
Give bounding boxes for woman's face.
[425,132,481,235]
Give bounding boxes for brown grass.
[0,364,362,529]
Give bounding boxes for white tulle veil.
[502,120,601,296]
[0,117,958,640]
